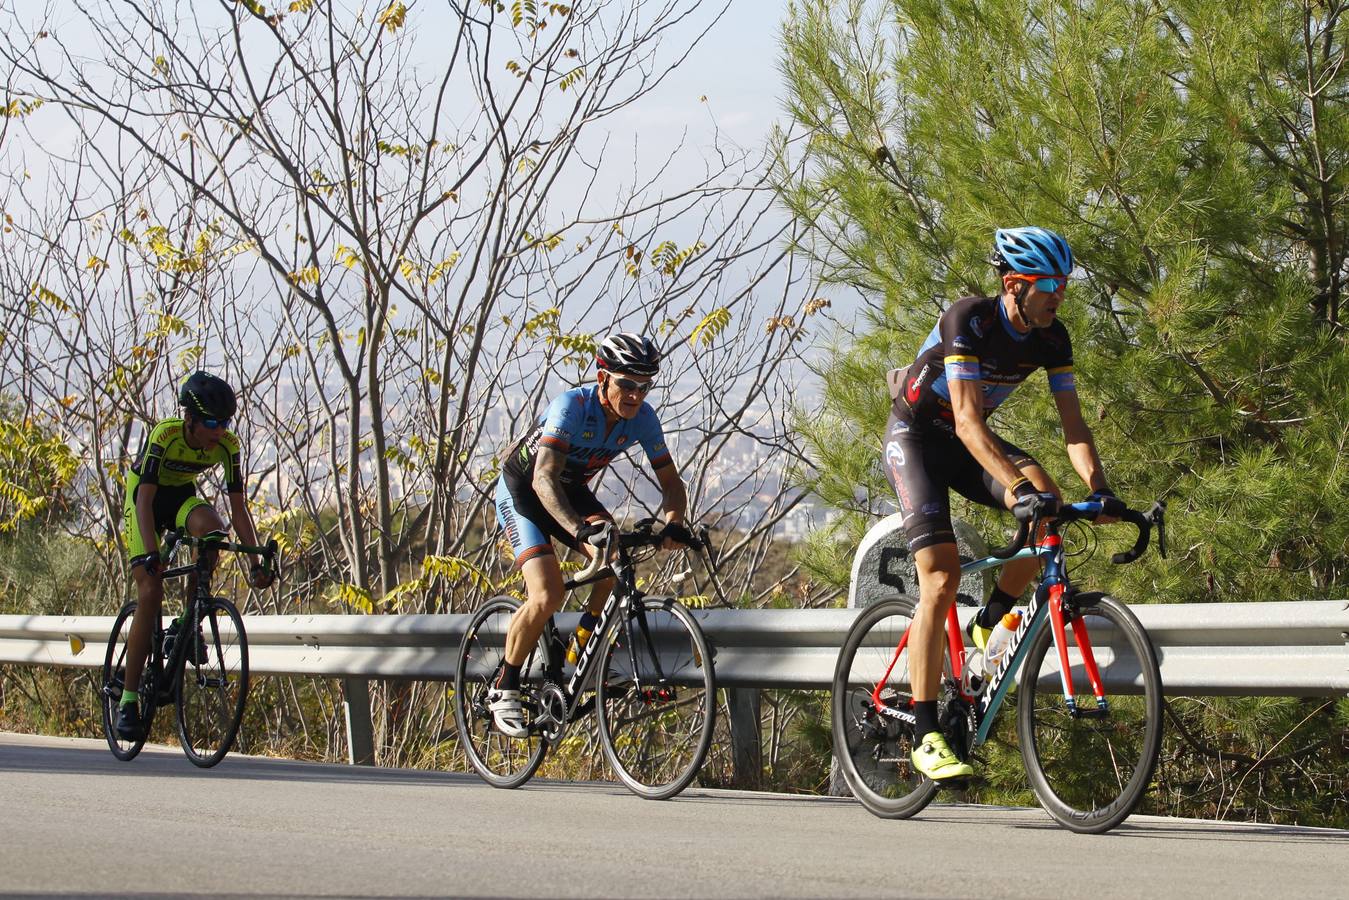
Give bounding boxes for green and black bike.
[100,529,277,767]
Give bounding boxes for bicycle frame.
[533,535,680,731]
[871,510,1118,749]
[147,533,267,692]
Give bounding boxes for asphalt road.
[2,731,1345,899]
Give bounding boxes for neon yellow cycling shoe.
[967,618,993,653]
[911,731,974,780]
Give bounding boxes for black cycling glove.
[575,521,610,547]
[131,552,163,576]
[1012,491,1059,523]
[658,521,696,548]
[1084,487,1126,518]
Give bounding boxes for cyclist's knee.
[134,575,163,608]
[913,554,960,608]
[186,504,226,538]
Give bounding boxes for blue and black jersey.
[500,384,672,487]
[888,296,1075,436]
[496,384,673,566]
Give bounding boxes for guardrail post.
[343,678,375,766]
[727,687,762,788]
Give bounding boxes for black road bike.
[100,529,277,767]
[454,520,718,800]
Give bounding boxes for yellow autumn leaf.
[688,308,731,348]
[376,2,407,31]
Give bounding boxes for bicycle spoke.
[100,601,155,761]
[831,597,941,818]
[454,597,549,788]
[175,599,249,768]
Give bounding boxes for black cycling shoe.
[115,703,144,741]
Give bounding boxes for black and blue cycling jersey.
[888,295,1075,436]
[882,295,1077,551]
[500,384,672,487]
[496,384,673,565]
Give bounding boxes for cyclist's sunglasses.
[196,415,231,430]
[607,374,655,395]
[1009,273,1068,294]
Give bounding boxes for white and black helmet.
[596,332,660,377]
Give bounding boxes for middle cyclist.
[489,332,695,737]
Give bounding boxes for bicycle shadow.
[1008,816,1349,845]
[0,733,477,788]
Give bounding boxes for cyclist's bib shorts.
[122,470,211,558]
[883,412,1038,553]
[495,473,608,567]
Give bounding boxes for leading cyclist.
[114,371,274,740]
[882,227,1125,780]
[489,333,694,737]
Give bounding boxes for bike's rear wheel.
[175,597,249,768]
[1017,593,1163,834]
[596,599,716,800]
[453,596,550,789]
[831,596,946,819]
[100,601,157,761]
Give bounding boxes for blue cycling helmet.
[990,227,1074,276]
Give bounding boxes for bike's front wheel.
[175,597,249,767]
[1017,592,1163,834]
[596,598,716,800]
[453,596,550,789]
[100,601,157,761]
[831,596,944,819]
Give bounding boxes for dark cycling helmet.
[990,226,1074,276]
[596,332,660,377]
[179,371,237,420]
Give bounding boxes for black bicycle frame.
[148,530,274,697]
[541,534,676,726]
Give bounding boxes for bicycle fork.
[625,605,679,704]
[1047,586,1109,719]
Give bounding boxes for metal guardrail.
[3,601,1346,766]
[3,601,1346,693]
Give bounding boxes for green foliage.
[780,0,1349,602]
[0,529,108,616]
[0,405,79,533]
[779,0,1349,825]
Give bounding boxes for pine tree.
[777,0,1349,825]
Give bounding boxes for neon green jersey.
[130,418,244,492]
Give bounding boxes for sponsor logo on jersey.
[885,441,905,468]
[921,502,942,515]
[905,363,930,404]
[970,316,988,338]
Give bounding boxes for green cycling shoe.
[911,731,974,780]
